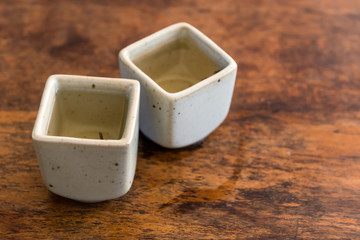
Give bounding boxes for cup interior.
[47,86,128,140]
[132,29,229,93]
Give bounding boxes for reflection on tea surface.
[133,35,223,93]
[47,89,128,140]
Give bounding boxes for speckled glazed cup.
[119,22,237,148]
[32,75,140,202]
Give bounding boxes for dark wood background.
[1,0,360,239]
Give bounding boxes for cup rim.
[32,74,140,146]
[119,22,237,100]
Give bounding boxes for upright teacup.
[119,22,237,148]
[32,75,140,202]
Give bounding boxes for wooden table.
[1,0,360,238]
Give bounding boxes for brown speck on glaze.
[115,163,119,166]
[73,146,76,150]
[218,79,221,82]
[92,84,95,88]
[49,184,53,188]
[152,105,155,108]
[214,69,221,74]
[99,131,104,140]
[159,107,161,110]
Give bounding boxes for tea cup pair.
[32,22,237,202]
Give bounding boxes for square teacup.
[32,75,140,202]
[119,22,237,148]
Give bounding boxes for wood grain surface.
[1,0,360,239]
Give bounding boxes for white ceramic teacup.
[119,22,237,148]
[32,75,140,202]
